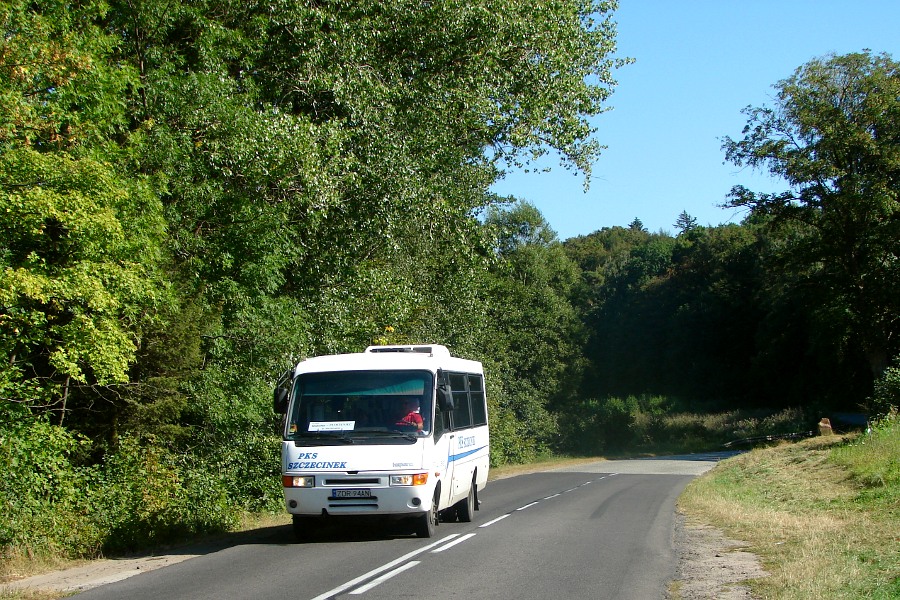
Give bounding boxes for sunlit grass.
[679,416,900,599]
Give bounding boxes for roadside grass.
[678,413,899,599]
[0,552,88,592]
[490,453,605,479]
[0,589,63,600]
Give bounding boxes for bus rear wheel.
[455,478,476,523]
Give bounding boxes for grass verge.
[678,413,899,599]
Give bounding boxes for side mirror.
[274,387,289,414]
[273,368,292,414]
[436,369,454,412]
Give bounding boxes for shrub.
[867,359,900,418]
[0,412,258,559]
[0,412,100,557]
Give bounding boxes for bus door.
[447,372,475,502]
[434,371,455,508]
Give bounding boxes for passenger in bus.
[393,397,424,431]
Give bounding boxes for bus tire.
[455,478,476,523]
[416,492,439,538]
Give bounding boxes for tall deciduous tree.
[103,0,628,440]
[0,0,170,426]
[723,51,900,387]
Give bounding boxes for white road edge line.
[543,493,561,500]
[431,533,476,553]
[349,561,421,595]
[308,535,460,600]
[478,514,510,528]
[516,501,539,511]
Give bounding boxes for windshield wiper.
[290,432,354,444]
[364,430,420,442]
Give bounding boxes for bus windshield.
[286,370,433,441]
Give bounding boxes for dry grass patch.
[0,589,68,600]
[679,428,899,599]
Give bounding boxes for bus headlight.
[283,475,315,488]
[390,473,428,486]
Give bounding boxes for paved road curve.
[67,454,735,600]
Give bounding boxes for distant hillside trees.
[563,51,899,415]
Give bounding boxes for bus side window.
[450,372,472,429]
[469,374,487,426]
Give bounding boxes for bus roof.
[293,345,483,376]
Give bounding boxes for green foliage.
[866,358,900,417]
[481,203,583,463]
[0,410,94,556]
[0,410,256,557]
[0,150,165,389]
[723,51,900,395]
[2,0,629,561]
[91,436,241,552]
[0,0,135,149]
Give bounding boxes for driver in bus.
[393,397,424,432]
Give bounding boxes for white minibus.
[273,344,489,539]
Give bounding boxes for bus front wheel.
[415,492,439,538]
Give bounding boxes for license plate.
[333,488,371,498]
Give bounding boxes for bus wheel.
[455,478,476,523]
[416,492,439,538]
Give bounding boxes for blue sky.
[490,0,900,240]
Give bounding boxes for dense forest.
[1,1,898,559]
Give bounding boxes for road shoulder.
[670,512,767,599]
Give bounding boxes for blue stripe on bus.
[449,446,487,462]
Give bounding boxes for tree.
[103,0,630,440]
[483,202,584,460]
[0,0,171,428]
[723,51,900,394]
[674,210,698,233]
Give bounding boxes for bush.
[0,413,99,557]
[92,436,241,553]
[831,410,900,489]
[867,359,900,418]
[0,410,269,559]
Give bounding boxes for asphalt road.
[70,454,734,600]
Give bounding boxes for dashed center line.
[479,514,510,528]
[431,533,477,553]
[308,535,458,600]
[309,475,618,598]
[349,561,420,595]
